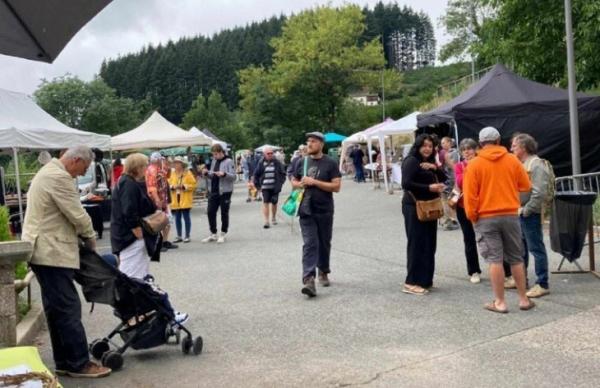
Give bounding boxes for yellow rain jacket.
[169,170,197,209]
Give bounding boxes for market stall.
[0,87,111,224]
[367,112,420,193]
[111,112,212,150]
[417,64,600,177]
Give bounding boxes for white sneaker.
[174,311,189,325]
[201,234,217,243]
[217,233,226,244]
[470,273,481,284]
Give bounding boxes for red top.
[112,165,123,188]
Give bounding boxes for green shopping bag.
[282,157,308,217]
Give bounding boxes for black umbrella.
[0,0,112,63]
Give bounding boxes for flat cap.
[305,131,325,142]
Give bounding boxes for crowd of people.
[400,127,553,314]
[19,123,557,379]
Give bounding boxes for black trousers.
[207,192,232,234]
[300,213,333,282]
[403,203,437,288]
[31,264,89,371]
[456,206,481,275]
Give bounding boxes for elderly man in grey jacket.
[507,133,552,298]
[22,146,111,378]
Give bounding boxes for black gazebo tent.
[417,64,600,177]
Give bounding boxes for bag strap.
[303,157,308,177]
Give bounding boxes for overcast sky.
[0,0,450,95]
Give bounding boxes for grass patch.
[17,295,31,323]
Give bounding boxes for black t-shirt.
[294,155,341,215]
[211,158,222,194]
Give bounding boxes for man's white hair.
[263,146,273,154]
[62,146,94,162]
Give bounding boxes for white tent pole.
[379,133,390,193]
[453,120,459,146]
[338,144,346,173]
[367,137,376,189]
[12,147,24,227]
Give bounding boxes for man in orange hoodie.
[463,127,535,313]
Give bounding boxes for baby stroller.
[74,246,203,371]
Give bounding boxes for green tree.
[474,0,600,89]
[182,90,249,148]
[439,0,495,62]
[239,5,386,149]
[34,75,150,135]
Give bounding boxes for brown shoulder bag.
[408,191,444,222]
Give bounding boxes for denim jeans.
[354,163,365,182]
[173,208,191,238]
[520,212,549,289]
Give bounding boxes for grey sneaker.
[217,232,226,244]
[318,272,330,287]
[301,277,317,297]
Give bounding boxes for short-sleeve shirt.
[145,164,169,210]
[294,155,341,215]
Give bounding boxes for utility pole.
[564,0,581,178]
[381,69,385,120]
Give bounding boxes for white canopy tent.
[189,126,229,149]
[111,111,212,150]
[188,127,215,146]
[0,87,112,223]
[0,88,111,149]
[198,128,229,150]
[367,111,420,193]
[338,130,381,173]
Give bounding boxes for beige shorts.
[474,215,524,265]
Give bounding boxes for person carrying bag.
[282,157,308,217]
[401,134,447,295]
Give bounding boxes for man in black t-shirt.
[292,132,342,297]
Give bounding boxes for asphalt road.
[36,179,600,387]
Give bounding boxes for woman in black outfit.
[111,153,158,279]
[401,134,447,295]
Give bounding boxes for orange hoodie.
[463,145,531,222]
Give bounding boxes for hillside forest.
[33,0,600,150]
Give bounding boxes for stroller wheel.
[165,326,181,345]
[192,336,203,355]
[90,339,110,360]
[102,350,124,371]
[181,336,193,354]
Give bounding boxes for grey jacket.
[207,157,236,195]
[520,155,550,216]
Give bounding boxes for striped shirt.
[261,161,276,190]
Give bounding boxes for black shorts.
[262,189,279,204]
